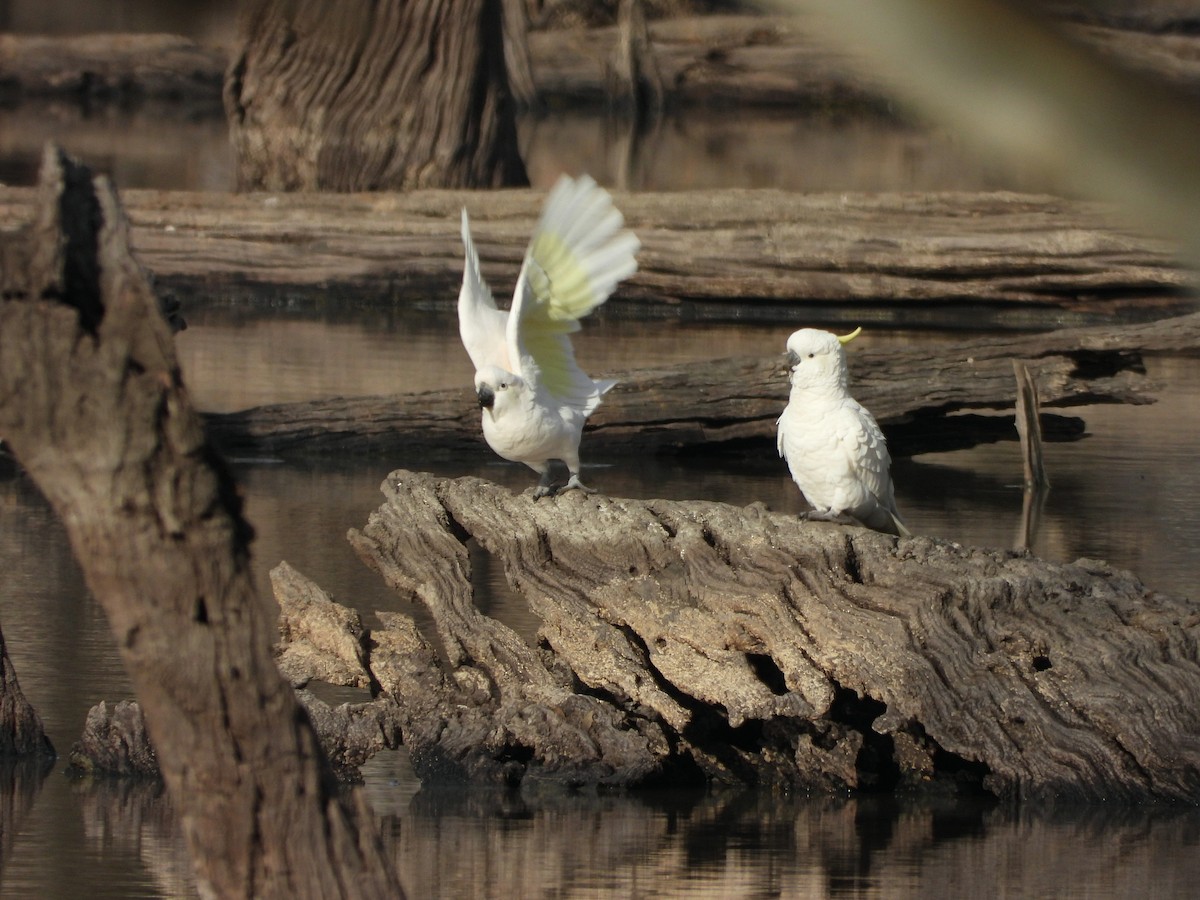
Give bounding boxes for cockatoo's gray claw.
[564,474,596,494]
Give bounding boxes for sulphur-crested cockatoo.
[776,327,910,536]
[458,174,639,497]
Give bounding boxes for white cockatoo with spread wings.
[777,327,910,536]
[458,174,639,497]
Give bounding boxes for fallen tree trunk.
[0,185,1189,317]
[203,308,1198,460]
[269,469,1200,802]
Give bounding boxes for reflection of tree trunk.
[0,146,403,897]
[611,0,664,120]
[503,0,539,110]
[0,758,55,876]
[224,0,528,191]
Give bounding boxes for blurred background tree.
[224,0,529,190]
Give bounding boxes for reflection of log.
[391,788,1200,897]
[204,310,1191,460]
[0,757,55,878]
[276,469,1200,801]
[0,146,403,896]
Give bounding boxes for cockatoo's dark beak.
[477,384,495,409]
[785,350,800,368]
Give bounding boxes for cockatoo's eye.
[807,353,814,359]
[499,382,508,390]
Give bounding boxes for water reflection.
[3,308,1200,896]
[375,780,1200,899]
[2,101,1046,196]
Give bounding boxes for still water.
[3,10,1200,884]
[2,304,1200,897]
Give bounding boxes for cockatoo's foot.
[532,469,557,499]
[563,473,596,494]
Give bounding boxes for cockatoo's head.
[785,327,862,393]
[474,365,526,418]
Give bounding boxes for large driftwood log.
[0,186,1188,314]
[326,470,1200,802]
[203,309,1196,460]
[0,147,403,897]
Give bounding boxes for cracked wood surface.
[272,469,1200,801]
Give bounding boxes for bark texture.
[324,469,1200,802]
[68,701,159,778]
[224,0,528,191]
[0,147,402,897]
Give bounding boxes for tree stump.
[0,626,53,760]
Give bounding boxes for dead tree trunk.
[224,0,529,191]
[0,146,403,897]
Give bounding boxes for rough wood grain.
[224,0,528,190]
[330,469,1200,802]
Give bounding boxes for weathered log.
[0,146,404,897]
[202,308,1195,460]
[0,185,1188,315]
[330,469,1200,802]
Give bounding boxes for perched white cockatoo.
[458,174,639,497]
[776,327,910,536]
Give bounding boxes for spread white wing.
[507,175,639,410]
[458,208,512,374]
